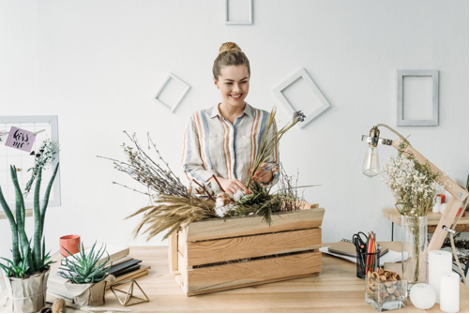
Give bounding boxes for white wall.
[0,0,468,259]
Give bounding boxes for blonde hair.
[212,42,251,81]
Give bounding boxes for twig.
[112,182,151,196]
[192,180,216,202]
[209,174,225,192]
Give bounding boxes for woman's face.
[214,65,250,110]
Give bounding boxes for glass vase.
[401,215,428,290]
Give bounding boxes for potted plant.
[57,242,112,307]
[0,163,60,313]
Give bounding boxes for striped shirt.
[181,103,279,187]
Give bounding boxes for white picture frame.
[397,70,439,126]
[155,73,190,113]
[0,115,61,212]
[225,0,253,25]
[273,68,331,128]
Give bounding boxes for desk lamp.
[361,124,469,252]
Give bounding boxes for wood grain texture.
[186,228,321,267]
[186,251,321,296]
[30,245,468,313]
[428,197,463,251]
[382,208,469,230]
[186,208,325,242]
[168,231,178,273]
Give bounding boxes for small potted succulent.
[0,164,59,313]
[57,242,113,307]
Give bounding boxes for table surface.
[1,243,468,313]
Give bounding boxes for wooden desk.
[1,244,468,312]
[77,244,470,312]
[383,208,469,239]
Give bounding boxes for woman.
[181,42,279,195]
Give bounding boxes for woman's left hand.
[250,163,273,185]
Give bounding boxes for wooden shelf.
[383,208,469,233]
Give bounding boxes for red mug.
[60,235,81,258]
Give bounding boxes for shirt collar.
[210,102,253,119]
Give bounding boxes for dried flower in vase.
[381,140,443,217]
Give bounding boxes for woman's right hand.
[211,177,250,196]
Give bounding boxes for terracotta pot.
[5,270,50,313]
[59,235,80,258]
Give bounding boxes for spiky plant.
[0,163,59,278]
[58,242,110,284]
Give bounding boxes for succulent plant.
[0,163,59,278]
[58,242,111,284]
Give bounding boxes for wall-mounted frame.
[397,70,439,126]
[225,0,253,25]
[155,73,191,113]
[273,68,331,128]
[0,115,61,219]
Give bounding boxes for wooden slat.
[428,197,462,251]
[168,231,179,274]
[428,224,468,233]
[177,251,189,295]
[186,208,325,242]
[382,208,469,228]
[185,251,321,296]
[187,228,321,267]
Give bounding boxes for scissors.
[352,231,368,251]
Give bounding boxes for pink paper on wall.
[5,126,37,152]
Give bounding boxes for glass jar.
[401,215,428,290]
[366,275,408,312]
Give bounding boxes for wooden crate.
[168,203,325,296]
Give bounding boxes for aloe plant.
[58,242,110,284]
[0,163,59,278]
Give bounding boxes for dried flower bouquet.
[381,140,442,217]
[99,108,310,240]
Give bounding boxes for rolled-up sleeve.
[181,116,217,185]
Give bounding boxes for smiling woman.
[181,42,279,196]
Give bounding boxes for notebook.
[108,259,142,277]
[328,238,389,258]
[64,244,130,267]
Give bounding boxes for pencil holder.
[356,251,380,279]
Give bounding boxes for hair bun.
[218,42,242,55]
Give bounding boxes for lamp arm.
[374,123,407,141]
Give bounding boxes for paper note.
[4,126,37,152]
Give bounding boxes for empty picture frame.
[155,73,190,113]
[273,68,331,128]
[225,0,253,25]
[397,70,439,126]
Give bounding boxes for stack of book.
[47,245,150,302]
[320,239,398,264]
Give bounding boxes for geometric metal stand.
[110,279,150,306]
